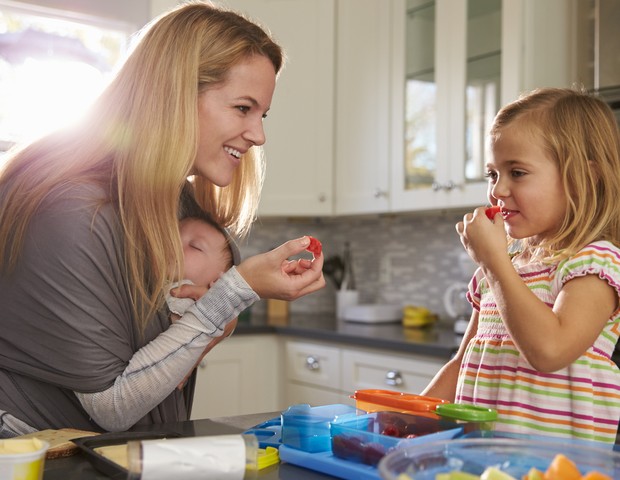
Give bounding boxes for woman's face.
[194,54,276,186]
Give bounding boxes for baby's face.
[179,218,230,287]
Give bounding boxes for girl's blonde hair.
[0,1,283,332]
[490,87,620,263]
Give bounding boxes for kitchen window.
[0,0,133,156]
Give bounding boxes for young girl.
[423,87,620,444]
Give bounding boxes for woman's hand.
[237,236,326,300]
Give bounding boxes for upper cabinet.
[153,0,579,217]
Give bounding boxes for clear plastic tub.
[280,404,359,453]
[330,411,462,467]
[378,437,620,479]
[0,438,49,480]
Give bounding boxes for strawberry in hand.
[485,205,502,221]
[306,236,322,257]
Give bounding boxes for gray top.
[0,183,258,432]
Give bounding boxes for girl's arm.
[459,207,617,372]
[421,310,479,401]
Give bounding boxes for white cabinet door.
[341,347,444,395]
[191,335,282,419]
[334,0,391,215]
[223,0,335,216]
[284,339,344,407]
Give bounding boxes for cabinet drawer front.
[285,340,340,387]
[341,350,443,394]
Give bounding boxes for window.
[0,1,133,152]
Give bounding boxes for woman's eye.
[236,105,250,114]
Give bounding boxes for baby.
[166,213,240,318]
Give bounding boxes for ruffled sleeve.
[554,241,620,304]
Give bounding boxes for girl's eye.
[484,171,498,182]
[236,105,250,114]
[189,243,203,252]
[511,170,526,178]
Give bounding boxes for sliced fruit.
[580,472,613,480]
[521,467,544,480]
[544,454,581,480]
[306,236,322,256]
[480,467,517,480]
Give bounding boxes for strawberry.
[306,236,322,256]
[485,205,502,220]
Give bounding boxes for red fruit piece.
[381,424,400,437]
[485,205,501,220]
[307,236,322,256]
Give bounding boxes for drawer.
[341,349,444,394]
[285,340,341,388]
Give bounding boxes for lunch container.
[0,438,49,480]
[377,437,620,480]
[350,389,448,418]
[330,411,462,467]
[280,403,360,453]
[434,403,497,433]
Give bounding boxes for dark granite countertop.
[234,313,462,360]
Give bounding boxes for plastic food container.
[330,411,463,467]
[280,404,359,453]
[0,438,49,480]
[435,403,497,433]
[351,389,448,418]
[377,437,620,480]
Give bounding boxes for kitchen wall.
[240,208,478,327]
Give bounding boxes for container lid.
[435,403,497,422]
[256,446,280,470]
[351,389,448,412]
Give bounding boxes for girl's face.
[193,54,276,186]
[486,122,567,242]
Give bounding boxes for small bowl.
[377,437,620,479]
[0,438,49,480]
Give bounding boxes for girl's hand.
[456,206,508,271]
[236,236,326,300]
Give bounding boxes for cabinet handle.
[385,370,403,386]
[318,193,326,202]
[374,189,388,199]
[305,355,320,371]
[198,360,207,369]
[432,181,462,192]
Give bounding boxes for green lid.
[436,403,497,422]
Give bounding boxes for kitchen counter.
[234,313,462,360]
[43,411,338,479]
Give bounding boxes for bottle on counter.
[336,241,359,319]
[127,433,259,480]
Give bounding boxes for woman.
[0,1,324,436]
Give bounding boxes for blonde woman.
[0,2,324,435]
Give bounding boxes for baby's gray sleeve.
[75,267,258,431]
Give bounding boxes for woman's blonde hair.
[490,87,620,262]
[0,1,283,332]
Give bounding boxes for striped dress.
[456,241,620,443]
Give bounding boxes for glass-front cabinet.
[390,0,520,212]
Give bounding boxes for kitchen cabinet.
[283,338,446,407]
[191,334,283,419]
[389,0,576,213]
[221,0,336,216]
[284,338,350,406]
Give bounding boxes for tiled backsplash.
[238,210,478,326]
